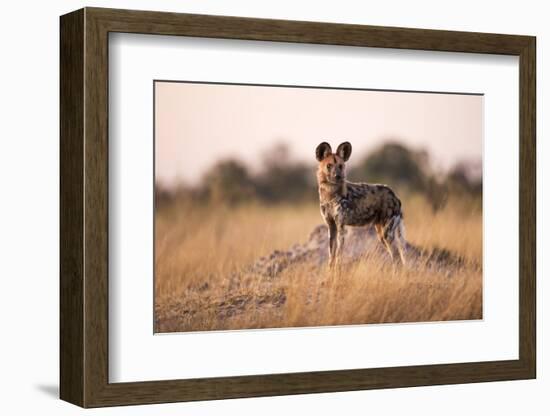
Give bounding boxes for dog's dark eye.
[326,164,333,170]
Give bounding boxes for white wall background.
[0,0,545,414]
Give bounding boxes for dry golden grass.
[154,196,482,333]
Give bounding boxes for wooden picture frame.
[60,7,536,408]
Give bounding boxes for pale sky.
[155,81,482,186]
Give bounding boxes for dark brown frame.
[60,7,536,408]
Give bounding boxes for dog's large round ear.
[336,142,352,161]
[315,142,332,161]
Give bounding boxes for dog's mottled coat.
[315,141,407,267]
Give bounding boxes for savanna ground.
[154,194,482,333]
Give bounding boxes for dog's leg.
[334,223,345,267]
[375,223,394,261]
[384,216,406,266]
[394,217,407,265]
[327,219,337,267]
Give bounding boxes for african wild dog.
[315,141,407,267]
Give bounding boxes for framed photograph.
[60,7,536,407]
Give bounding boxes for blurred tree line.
[156,141,482,212]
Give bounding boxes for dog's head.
[315,142,352,185]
